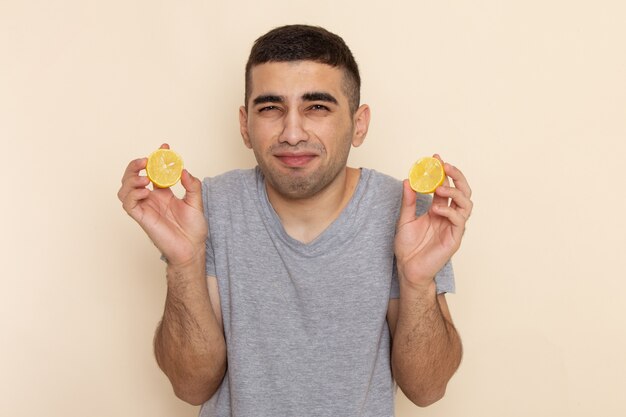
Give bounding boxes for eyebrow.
[302,92,338,104]
[252,92,338,106]
[252,95,284,105]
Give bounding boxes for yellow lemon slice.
[146,149,184,188]
[408,157,445,194]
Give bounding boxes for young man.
[118,25,473,416]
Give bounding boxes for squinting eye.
[310,105,329,111]
[258,106,279,113]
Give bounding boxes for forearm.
[391,281,462,407]
[154,256,226,405]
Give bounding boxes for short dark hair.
[244,25,361,113]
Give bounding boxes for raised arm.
[117,145,226,404]
[388,156,472,407]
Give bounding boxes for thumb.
[180,169,203,210]
[397,179,417,227]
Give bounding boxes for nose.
[279,109,309,146]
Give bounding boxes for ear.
[351,104,371,148]
[239,106,252,149]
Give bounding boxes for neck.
[266,167,361,244]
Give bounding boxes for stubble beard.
[254,141,352,200]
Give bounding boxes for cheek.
[248,120,277,143]
[319,120,354,147]
[311,117,347,137]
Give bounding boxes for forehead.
[248,61,347,100]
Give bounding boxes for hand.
[117,144,208,266]
[394,155,473,290]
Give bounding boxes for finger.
[181,169,204,211]
[124,174,151,189]
[443,163,472,199]
[121,157,148,184]
[432,204,467,241]
[117,175,151,202]
[120,188,150,216]
[432,154,451,208]
[160,143,170,150]
[397,180,418,227]
[118,169,149,202]
[435,185,473,219]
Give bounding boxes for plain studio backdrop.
[1,1,625,416]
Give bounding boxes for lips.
[274,153,317,167]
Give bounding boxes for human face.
[239,61,370,200]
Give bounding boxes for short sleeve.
[203,179,217,277]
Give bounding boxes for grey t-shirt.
[199,167,454,417]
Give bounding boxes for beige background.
[2,0,625,416]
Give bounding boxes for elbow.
[403,384,447,408]
[155,336,227,406]
[171,366,226,406]
[174,389,210,406]
[162,354,227,406]
[173,385,214,406]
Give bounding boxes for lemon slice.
[146,149,184,188]
[408,157,445,194]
